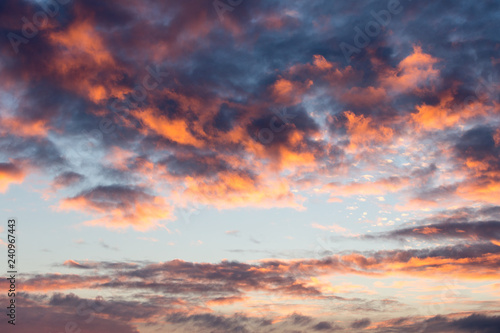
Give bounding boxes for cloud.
[312,321,336,331]
[361,221,500,243]
[5,242,499,331]
[59,185,173,230]
[370,313,500,333]
[3,288,498,332]
[454,127,500,204]
[0,161,25,192]
[0,0,498,224]
[381,45,440,94]
[63,259,98,269]
[52,171,85,189]
[16,240,499,303]
[344,111,394,152]
[183,170,305,210]
[351,318,371,329]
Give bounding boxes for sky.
[0,0,500,332]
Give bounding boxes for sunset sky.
[1,0,500,332]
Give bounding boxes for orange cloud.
[411,90,491,132]
[494,129,500,146]
[0,162,25,193]
[49,19,113,68]
[184,171,304,210]
[413,227,441,235]
[134,108,203,147]
[344,111,394,151]
[0,117,49,137]
[271,77,313,105]
[58,186,174,231]
[457,180,500,205]
[382,46,440,93]
[258,242,500,281]
[411,93,460,131]
[46,17,130,104]
[381,253,500,280]
[20,274,108,292]
[279,146,316,169]
[312,55,333,70]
